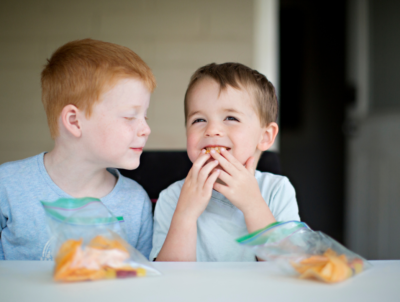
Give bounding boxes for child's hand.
[209,148,262,213]
[210,148,276,232]
[175,150,221,220]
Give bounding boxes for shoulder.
[153,178,185,216]
[0,153,42,182]
[255,170,296,204]
[158,178,185,204]
[113,171,150,201]
[255,170,294,191]
[255,171,300,221]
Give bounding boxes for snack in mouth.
[291,248,364,283]
[204,146,226,154]
[54,235,146,282]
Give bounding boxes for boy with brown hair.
[0,39,156,260]
[150,63,300,261]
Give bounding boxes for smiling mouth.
[204,146,231,154]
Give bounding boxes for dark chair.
[119,151,281,212]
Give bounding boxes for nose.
[138,118,151,137]
[205,121,223,137]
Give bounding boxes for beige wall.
[0,0,254,164]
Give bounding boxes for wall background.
[0,0,254,164]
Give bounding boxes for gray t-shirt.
[0,153,153,260]
[150,171,300,261]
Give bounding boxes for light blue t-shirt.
[0,153,153,260]
[150,171,300,262]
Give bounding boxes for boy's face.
[80,77,151,170]
[186,78,266,166]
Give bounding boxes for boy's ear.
[258,122,279,151]
[60,104,82,138]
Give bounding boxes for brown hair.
[184,62,277,126]
[41,38,156,138]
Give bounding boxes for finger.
[196,148,207,159]
[219,147,245,170]
[245,156,256,174]
[213,181,228,195]
[204,169,221,192]
[209,149,236,175]
[198,159,219,184]
[190,151,211,178]
[214,169,233,186]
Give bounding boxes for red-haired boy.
[0,39,156,260]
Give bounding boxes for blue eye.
[192,118,206,124]
[225,116,239,121]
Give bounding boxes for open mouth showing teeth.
[204,146,230,154]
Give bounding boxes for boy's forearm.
[155,212,198,261]
[242,198,276,234]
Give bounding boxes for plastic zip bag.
[41,197,160,282]
[237,221,371,283]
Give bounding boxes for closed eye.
[192,118,206,124]
[225,116,239,121]
[124,117,135,121]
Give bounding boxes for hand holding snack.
[175,150,220,219]
[210,148,273,217]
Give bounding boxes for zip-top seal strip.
[236,221,310,244]
[41,197,101,210]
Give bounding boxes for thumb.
[245,156,256,174]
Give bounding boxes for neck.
[44,142,116,198]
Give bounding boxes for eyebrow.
[224,108,242,114]
[187,108,243,119]
[187,110,201,119]
[124,105,142,110]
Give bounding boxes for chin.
[115,159,140,170]
[123,163,140,170]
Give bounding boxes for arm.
[155,208,198,261]
[156,151,220,261]
[135,194,153,260]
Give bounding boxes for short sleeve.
[135,194,153,260]
[149,182,182,261]
[269,177,300,222]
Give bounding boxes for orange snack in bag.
[291,249,362,283]
[54,239,83,281]
[53,236,146,282]
[88,235,128,253]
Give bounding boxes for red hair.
[41,38,156,138]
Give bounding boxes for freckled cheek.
[99,123,130,149]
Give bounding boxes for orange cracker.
[88,235,128,253]
[292,249,355,283]
[54,239,82,281]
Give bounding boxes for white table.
[1,261,399,302]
